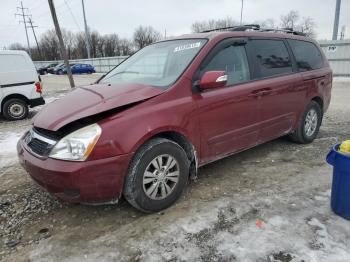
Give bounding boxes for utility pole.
[48,0,75,88]
[82,0,91,59]
[240,0,244,25]
[332,0,341,40]
[15,1,31,56]
[27,18,42,59]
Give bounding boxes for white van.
[0,50,45,120]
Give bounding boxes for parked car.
[47,63,63,74]
[0,50,44,120]
[61,63,95,74]
[53,63,73,75]
[37,63,58,75]
[17,26,332,212]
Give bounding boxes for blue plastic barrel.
[326,144,350,220]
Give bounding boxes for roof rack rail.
[200,24,306,36]
[262,27,307,36]
[201,24,260,33]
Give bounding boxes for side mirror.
[199,71,227,90]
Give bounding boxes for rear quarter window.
[288,40,323,71]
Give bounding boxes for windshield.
[100,39,207,89]
[55,63,64,68]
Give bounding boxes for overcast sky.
[0,0,349,48]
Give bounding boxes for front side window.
[289,40,323,71]
[100,39,207,89]
[252,40,293,78]
[199,45,250,86]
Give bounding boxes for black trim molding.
[29,97,45,108]
[1,81,35,88]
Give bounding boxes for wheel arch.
[132,129,199,180]
[310,96,324,113]
[1,94,29,113]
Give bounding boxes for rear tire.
[3,98,29,121]
[289,101,322,144]
[123,138,189,213]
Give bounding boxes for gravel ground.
[0,75,350,261]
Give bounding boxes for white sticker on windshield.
[174,42,201,53]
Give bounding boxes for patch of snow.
[315,195,329,201]
[0,130,23,171]
[44,96,60,104]
[27,143,350,261]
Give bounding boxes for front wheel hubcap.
[304,109,318,137]
[143,154,180,200]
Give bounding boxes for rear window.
[252,40,293,78]
[288,40,323,71]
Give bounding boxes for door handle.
[259,90,272,96]
[249,88,272,97]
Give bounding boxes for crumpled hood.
[34,83,164,131]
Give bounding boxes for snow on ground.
[26,162,350,262]
[0,130,23,171]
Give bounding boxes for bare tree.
[90,30,100,58]
[259,19,276,29]
[39,29,60,60]
[280,10,300,29]
[191,17,238,33]
[133,26,161,49]
[96,36,105,57]
[298,17,316,38]
[118,38,133,56]
[73,32,88,59]
[104,34,119,56]
[8,43,26,50]
[280,10,316,37]
[62,29,75,59]
[7,12,317,61]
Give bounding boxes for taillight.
[35,81,42,93]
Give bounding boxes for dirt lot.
[1,75,350,261]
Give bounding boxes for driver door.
[194,39,260,164]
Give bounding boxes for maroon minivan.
[17,26,332,212]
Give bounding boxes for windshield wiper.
[102,71,140,82]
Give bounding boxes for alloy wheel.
[304,108,318,137]
[142,154,180,200]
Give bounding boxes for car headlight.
[49,123,102,161]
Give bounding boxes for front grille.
[27,138,53,156]
[25,128,57,157]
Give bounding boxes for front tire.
[124,138,189,213]
[289,101,322,144]
[2,98,29,120]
